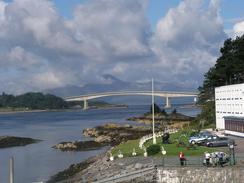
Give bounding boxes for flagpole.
[152,78,156,144]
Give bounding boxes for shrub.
[146,144,161,156]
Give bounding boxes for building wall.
[225,130,244,137]
[215,83,244,129]
[157,167,244,183]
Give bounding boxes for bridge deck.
[65,91,198,101]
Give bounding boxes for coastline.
[0,109,49,114]
[0,105,201,182]
[48,108,202,181]
[48,122,152,182]
[0,105,128,114]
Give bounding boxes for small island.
[0,136,41,148]
[128,104,194,129]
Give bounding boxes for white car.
[188,131,212,144]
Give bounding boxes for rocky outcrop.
[0,136,40,148]
[127,112,194,125]
[52,141,105,151]
[48,155,156,183]
[47,154,100,183]
[83,123,152,146]
[94,135,112,143]
[83,128,98,137]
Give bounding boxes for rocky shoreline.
[0,136,41,148]
[48,153,158,183]
[49,111,195,182]
[128,112,194,124]
[47,153,101,183]
[83,123,152,146]
[127,111,194,130]
[53,123,152,152]
[49,123,153,182]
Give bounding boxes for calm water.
[0,105,200,183]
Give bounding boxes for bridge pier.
[83,99,88,110]
[194,97,197,104]
[165,97,171,108]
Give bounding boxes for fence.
[152,155,244,167]
[91,156,244,183]
[139,129,178,149]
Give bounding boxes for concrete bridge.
[64,91,198,110]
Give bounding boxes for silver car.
[188,131,212,144]
[205,136,235,147]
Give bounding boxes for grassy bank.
[112,130,222,157]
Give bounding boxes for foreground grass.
[112,130,222,157]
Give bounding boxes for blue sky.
[0,0,244,94]
[52,0,244,30]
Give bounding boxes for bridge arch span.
[64,91,198,110]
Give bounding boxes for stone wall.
[157,167,244,183]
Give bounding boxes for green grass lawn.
[111,130,222,157]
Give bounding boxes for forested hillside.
[0,92,68,110]
[196,35,244,127]
[199,35,244,103]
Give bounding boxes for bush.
[146,144,161,156]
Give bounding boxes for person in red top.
[179,152,186,166]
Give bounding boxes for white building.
[215,83,244,136]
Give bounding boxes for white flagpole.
[152,78,156,144]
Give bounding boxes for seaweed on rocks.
[0,136,40,148]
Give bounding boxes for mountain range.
[45,74,197,105]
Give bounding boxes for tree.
[199,35,244,103]
[150,103,161,114]
[196,35,244,127]
[0,92,68,109]
[199,101,215,126]
[161,109,168,116]
[171,108,177,114]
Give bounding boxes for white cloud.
[0,1,6,21]
[69,0,151,62]
[0,0,227,94]
[233,21,244,37]
[150,0,226,81]
[32,72,63,89]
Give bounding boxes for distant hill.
[0,92,68,110]
[45,74,197,105]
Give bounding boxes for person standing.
[179,151,186,166]
[204,152,211,166]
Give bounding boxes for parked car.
[188,131,212,144]
[197,135,219,146]
[205,136,235,147]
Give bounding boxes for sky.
[0,0,244,94]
